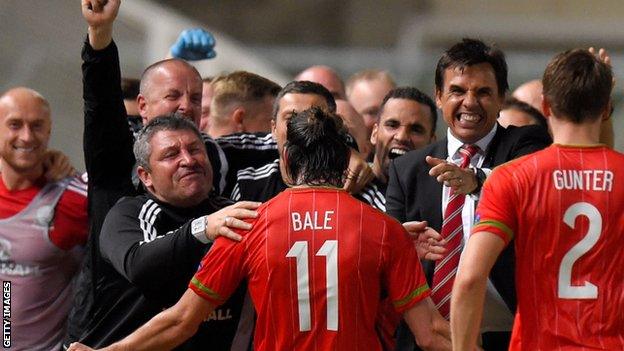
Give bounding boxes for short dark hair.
[285,107,349,187]
[542,49,613,123]
[134,114,202,171]
[121,77,140,100]
[272,81,337,119]
[435,38,508,96]
[501,97,548,128]
[380,87,438,134]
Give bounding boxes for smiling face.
[138,129,212,208]
[139,61,203,126]
[436,63,503,144]
[371,98,435,180]
[0,88,51,176]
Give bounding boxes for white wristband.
[190,217,211,244]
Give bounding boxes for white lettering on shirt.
[553,170,613,192]
[291,211,334,231]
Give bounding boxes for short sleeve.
[383,220,430,313]
[189,236,247,306]
[472,164,519,245]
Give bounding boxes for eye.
[409,125,426,135]
[165,92,180,100]
[162,150,179,159]
[478,88,493,97]
[384,120,400,130]
[7,121,21,130]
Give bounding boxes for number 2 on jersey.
[286,240,338,332]
[558,202,602,299]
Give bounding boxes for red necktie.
[431,144,479,319]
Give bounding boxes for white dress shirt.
[443,124,514,333]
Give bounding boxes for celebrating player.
[68,107,453,351]
[451,48,624,350]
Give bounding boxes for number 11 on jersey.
[287,240,338,332]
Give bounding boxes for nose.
[19,126,34,142]
[177,94,191,114]
[462,91,479,109]
[179,148,197,166]
[394,125,410,142]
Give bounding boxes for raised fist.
[81,0,120,28]
[170,28,217,61]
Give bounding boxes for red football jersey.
[190,187,430,351]
[0,175,88,250]
[473,145,624,350]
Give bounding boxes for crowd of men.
[1,0,622,350]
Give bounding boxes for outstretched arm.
[68,289,214,351]
[403,298,452,351]
[451,232,505,351]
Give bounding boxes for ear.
[435,88,443,109]
[271,118,277,135]
[541,94,552,118]
[137,94,149,124]
[137,166,153,190]
[602,99,613,121]
[370,123,379,145]
[232,107,245,131]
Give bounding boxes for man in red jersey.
[69,107,453,351]
[0,87,88,350]
[451,48,624,350]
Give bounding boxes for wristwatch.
[190,217,211,244]
[471,167,487,194]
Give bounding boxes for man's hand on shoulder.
[203,201,261,242]
[43,149,76,182]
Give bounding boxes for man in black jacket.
[386,38,552,351]
[65,1,247,348]
[76,115,259,349]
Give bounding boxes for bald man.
[512,79,543,112]
[0,88,88,350]
[295,65,346,99]
[346,69,397,137]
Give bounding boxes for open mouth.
[456,112,482,126]
[388,148,407,160]
[13,146,36,153]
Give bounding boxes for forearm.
[404,298,452,351]
[88,24,113,50]
[82,37,134,185]
[100,211,208,303]
[103,291,205,351]
[450,276,487,351]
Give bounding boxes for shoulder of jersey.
[65,173,88,198]
[216,132,277,150]
[236,159,280,181]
